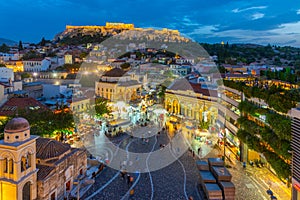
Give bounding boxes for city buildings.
[217,85,242,161]
[0,117,87,200]
[165,78,218,123]
[23,58,51,72]
[2,60,23,72]
[95,68,142,102]
[291,108,300,200]
[0,67,14,82]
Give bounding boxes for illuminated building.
[217,85,243,161]
[95,68,142,102]
[66,22,134,30]
[0,117,38,200]
[64,54,73,65]
[3,60,24,72]
[0,117,87,200]
[165,78,218,123]
[291,108,300,200]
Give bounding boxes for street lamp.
[74,177,95,200]
[33,72,38,80]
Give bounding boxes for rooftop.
[103,68,126,77]
[5,117,30,133]
[36,137,71,160]
[0,97,49,116]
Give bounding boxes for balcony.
[225,120,238,134]
[221,94,239,107]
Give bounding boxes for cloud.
[232,6,267,13]
[251,13,265,20]
[188,25,219,35]
[188,21,300,47]
[297,9,300,15]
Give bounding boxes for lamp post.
[75,177,95,200]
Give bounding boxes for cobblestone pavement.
[82,126,204,200]
[81,124,291,200]
[204,148,291,200]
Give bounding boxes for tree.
[0,44,10,53]
[120,63,130,70]
[18,41,23,50]
[14,108,75,137]
[94,98,110,116]
[22,50,42,60]
[21,73,31,79]
[40,37,46,46]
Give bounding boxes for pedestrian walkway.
[203,148,291,200]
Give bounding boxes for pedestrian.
[127,174,131,185]
[192,151,195,158]
[120,170,125,180]
[197,147,201,155]
[129,176,134,186]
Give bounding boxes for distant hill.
[0,38,17,46]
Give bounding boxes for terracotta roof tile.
[0,97,49,116]
[103,68,126,77]
[168,78,218,97]
[36,138,71,160]
[36,164,55,181]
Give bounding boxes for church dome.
[5,117,30,133]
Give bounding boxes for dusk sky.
[1,0,300,46]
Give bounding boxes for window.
[50,192,56,200]
[3,158,8,173]
[15,135,19,139]
[21,156,26,172]
[27,154,31,168]
[9,159,13,174]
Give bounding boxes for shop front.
[218,128,241,161]
[292,178,300,200]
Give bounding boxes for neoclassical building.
[0,118,87,200]
[95,68,142,102]
[165,78,218,124]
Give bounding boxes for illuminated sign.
[294,184,300,192]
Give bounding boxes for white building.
[0,67,14,82]
[23,58,51,72]
[46,56,65,70]
[0,84,7,106]
[0,52,19,62]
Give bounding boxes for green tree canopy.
[94,97,110,117]
[0,44,10,53]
